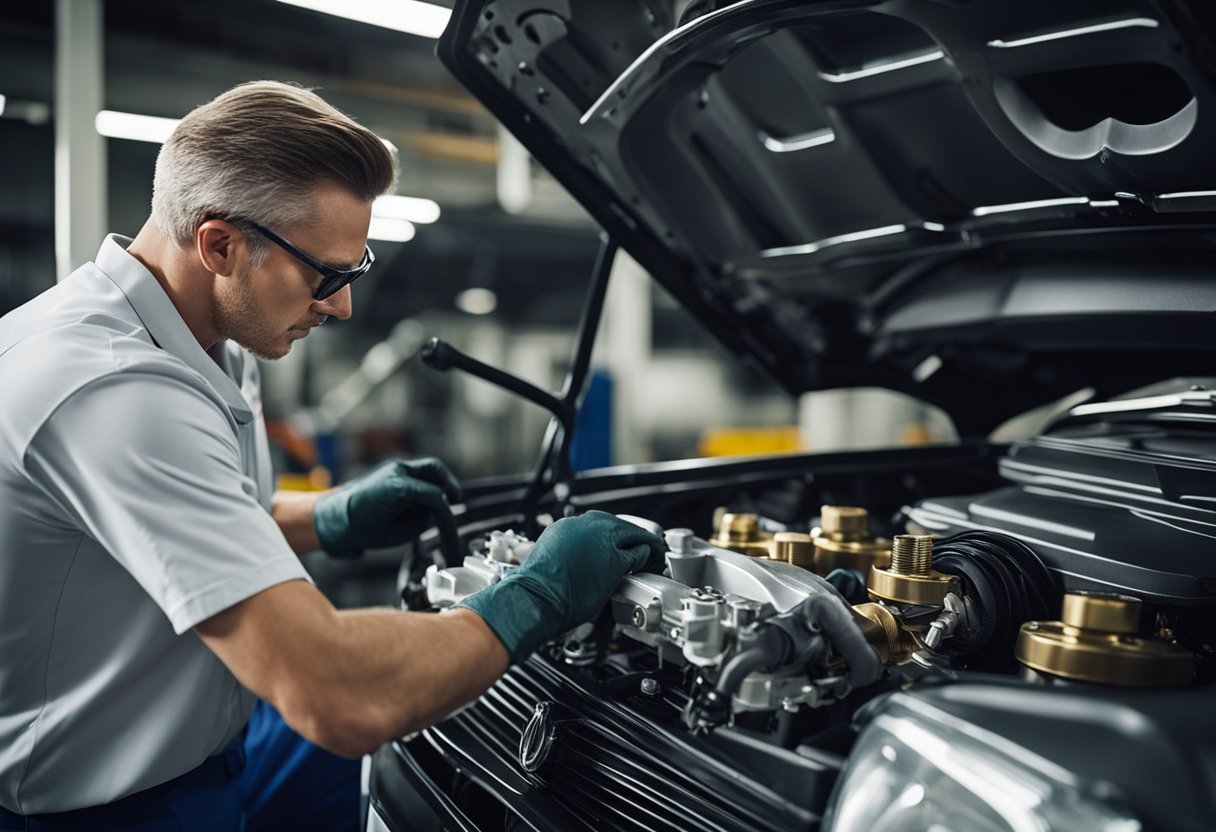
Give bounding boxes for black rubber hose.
[714,624,791,698]
[931,531,1060,665]
[799,593,882,687]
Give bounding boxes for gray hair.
[151,80,397,264]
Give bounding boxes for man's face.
[212,181,372,360]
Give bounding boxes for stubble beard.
[212,264,292,361]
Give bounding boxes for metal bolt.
[640,677,660,696]
[820,506,868,541]
[630,608,645,627]
[891,534,934,575]
[665,528,694,554]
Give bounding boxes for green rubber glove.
[313,458,463,559]
[456,510,668,663]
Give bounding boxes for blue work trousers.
[0,702,359,831]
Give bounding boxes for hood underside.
[439,0,1216,435]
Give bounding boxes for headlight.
[823,693,1142,832]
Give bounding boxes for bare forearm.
[322,607,509,744]
[272,490,325,553]
[197,581,509,757]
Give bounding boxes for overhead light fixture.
[372,194,440,224]
[95,110,180,143]
[455,288,497,315]
[368,216,416,242]
[275,0,451,39]
[0,95,6,118]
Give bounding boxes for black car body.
[368,2,1216,830]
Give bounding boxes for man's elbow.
[278,688,398,758]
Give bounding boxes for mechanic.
[0,81,665,831]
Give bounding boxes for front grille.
[411,657,824,831]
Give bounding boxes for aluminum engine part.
[424,529,534,608]
[425,518,862,716]
[614,528,861,714]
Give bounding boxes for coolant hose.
[799,593,882,687]
[714,624,792,699]
[710,590,881,704]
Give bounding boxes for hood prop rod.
[422,233,618,535]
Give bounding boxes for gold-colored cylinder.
[890,534,934,575]
[868,535,956,607]
[771,532,815,568]
[820,505,868,540]
[1061,592,1140,634]
[852,602,915,665]
[708,511,772,557]
[1016,592,1193,687]
[811,505,891,576]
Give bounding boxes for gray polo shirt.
[0,235,310,814]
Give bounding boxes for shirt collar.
[94,234,255,425]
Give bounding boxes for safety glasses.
[250,223,375,301]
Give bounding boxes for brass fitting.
[867,534,957,607]
[770,532,814,568]
[812,505,891,576]
[1016,592,1193,687]
[851,602,916,665]
[708,511,772,558]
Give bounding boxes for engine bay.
[423,502,1203,737]
[381,409,1216,831]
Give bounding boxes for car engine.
[386,396,1216,831]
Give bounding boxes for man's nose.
[312,284,353,320]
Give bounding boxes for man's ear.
[196,220,245,277]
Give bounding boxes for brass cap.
[1016,591,1193,687]
[1061,592,1140,635]
[812,506,889,575]
[771,532,814,567]
[820,505,868,541]
[1017,623,1193,687]
[708,512,772,557]
[867,535,955,606]
[719,512,758,541]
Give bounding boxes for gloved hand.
[313,458,463,559]
[456,510,667,663]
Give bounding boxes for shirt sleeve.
[23,371,310,634]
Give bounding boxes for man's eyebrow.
[316,252,359,271]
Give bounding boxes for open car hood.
[438,0,1216,435]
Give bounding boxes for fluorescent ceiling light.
[368,216,416,242]
[275,0,451,39]
[372,194,440,224]
[455,288,497,315]
[95,110,180,143]
[95,109,432,237]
